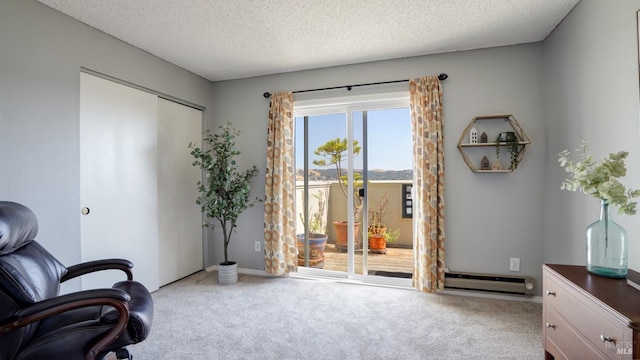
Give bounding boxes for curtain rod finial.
[263,92,271,99]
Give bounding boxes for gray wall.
[9,0,638,297]
[211,44,547,290]
[543,1,640,269]
[0,0,215,291]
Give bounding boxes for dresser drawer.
[545,306,604,360]
[544,271,633,359]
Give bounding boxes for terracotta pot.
[333,221,362,252]
[368,235,387,254]
[368,226,387,254]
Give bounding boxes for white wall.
[543,1,640,269]
[0,0,215,290]
[211,44,547,291]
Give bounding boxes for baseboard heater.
[444,271,535,296]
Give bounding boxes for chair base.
[103,348,132,360]
[116,348,132,360]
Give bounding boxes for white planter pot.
[217,261,238,285]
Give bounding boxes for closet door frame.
[80,70,205,291]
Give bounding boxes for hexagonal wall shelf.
[457,114,531,173]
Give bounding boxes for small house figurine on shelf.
[480,132,488,143]
[481,156,490,170]
[492,161,502,170]
[470,127,478,144]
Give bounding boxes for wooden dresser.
[543,264,640,359]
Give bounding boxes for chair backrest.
[0,201,67,359]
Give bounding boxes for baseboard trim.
[204,265,542,302]
[440,289,542,303]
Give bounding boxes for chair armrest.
[0,289,131,360]
[1,288,130,332]
[62,259,134,282]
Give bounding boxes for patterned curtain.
[264,92,297,275]
[409,77,446,293]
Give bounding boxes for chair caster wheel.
[115,348,132,360]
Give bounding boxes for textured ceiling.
[37,0,580,81]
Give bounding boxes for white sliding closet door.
[80,72,160,292]
[157,98,203,286]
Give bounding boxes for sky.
[294,107,412,171]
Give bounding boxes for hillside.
[296,169,412,181]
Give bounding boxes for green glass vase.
[586,200,628,278]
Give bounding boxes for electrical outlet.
[254,241,261,252]
[510,257,520,272]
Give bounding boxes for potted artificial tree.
[367,192,399,254]
[189,122,260,285]
[313,138,363,252]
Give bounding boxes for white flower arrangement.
[558,140,640,215]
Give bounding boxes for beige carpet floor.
[129,271,543,359]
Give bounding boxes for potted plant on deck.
[189,122,260,285]
[367,192,399,254]
[297,191,328,268]
[313,138,364,252]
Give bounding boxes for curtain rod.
[262,73,448,99]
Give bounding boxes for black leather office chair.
[0,201,153,360]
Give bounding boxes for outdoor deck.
[319,244,414,275]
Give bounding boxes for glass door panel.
[295,113,350,273]
[364,108,414,279]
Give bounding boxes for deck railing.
[295,180,413,247]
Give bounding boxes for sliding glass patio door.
[294,93,413,284]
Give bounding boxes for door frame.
[293,91,412,286]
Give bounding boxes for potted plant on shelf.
[189,122,261,285]
[367,192,399,254]
[313,138,363,252]
[495,131,521,170]
[297,191,328,268]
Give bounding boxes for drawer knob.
[546,291,556,296]
[600,335,614,343]
[545,323,556,329]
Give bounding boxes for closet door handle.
[546,290,556,296]
[81,207,90,215]
[600,335,614,343]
